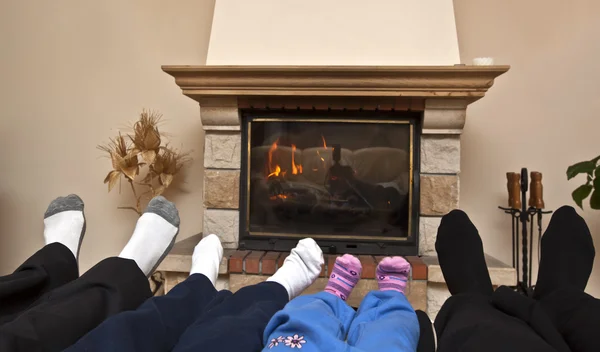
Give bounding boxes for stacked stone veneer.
[203,99,464,255]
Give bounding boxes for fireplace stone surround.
[156,65,516,318]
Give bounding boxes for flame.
[321,135,327,148]
[268,139,279,174]
[291,144,303,175]
[268,165,281,178]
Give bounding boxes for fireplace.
[240,111,421,255]
[162,65,509,257]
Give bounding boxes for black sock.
[415,310,437,352]
[533,206,595,299]
[435,210,493,296]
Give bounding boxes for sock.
[324,254,362,301]
[435,209,493,296]
[377,257,410,293]
[534,206,595,299]
[119,196,180,276]
[189,234,223,286]
[44,194,86,260]
[415,310,437,352]
[267,238,323,299]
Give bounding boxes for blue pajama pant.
[262,291,419,352]
[66,273,289,352]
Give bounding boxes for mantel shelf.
[162,65,510,103]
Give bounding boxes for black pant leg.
[435,293,557,352]
[0,257,151,352]
[173,281,289,352]
[0,243,78,325]
[540,288,600,352]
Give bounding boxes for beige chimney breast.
[207,0,461,65]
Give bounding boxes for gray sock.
[43,194,86,260]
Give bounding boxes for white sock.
[43,194,86,260]
[119,196,180,276]
[189,234,223,286]
[267,238,324,299]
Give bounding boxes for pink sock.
[377,257,410,294]
[324,254,362,301]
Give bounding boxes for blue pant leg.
[262,292,357,352]
[347,291,419,352]
[65,274,218,352]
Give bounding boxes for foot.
[377,257,410,294]
[435,209,493,296]
[324,254,362,301]
[189,234,223,286]
[44,194,86,260]
[534,206,595,299]
[119,196,180,276]
[267,238,324,299]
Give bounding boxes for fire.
[291,144,303,175]
[268,165,281,178]
[268,138,279,174]
[321,135,327,148]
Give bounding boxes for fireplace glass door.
[240,111,420,255]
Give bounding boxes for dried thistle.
[99,110,190,215]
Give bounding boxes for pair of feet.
[324,255,411,301]
[44,194,180,277]
[436,206,595,298]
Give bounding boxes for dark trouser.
[539,288,600,352]
[434,293,557,352]
[67,274,289,352]
[0,243,152,352]
[0,243,78,325]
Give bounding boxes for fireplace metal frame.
[239,110,422,256]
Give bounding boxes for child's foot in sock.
[44,194,86,260]
[119,196,180,276]
[267,238,323,299]
[435,209,493,296]
[377,257,410,293]
[189,234,223,286]
[324,254,362,301]
[534,206,595,299]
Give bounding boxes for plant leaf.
[160,173,174,187]
[121,165,139,180]
[567,161,596,180]
[590,189,600,210]
[141,150,157,164]
[572,184,593,209]
[153,185,166,196]
[103,170,121,193]
[592,155,600,164]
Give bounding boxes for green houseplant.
[567,155,600,209]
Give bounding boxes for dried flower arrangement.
[98,110,190,215]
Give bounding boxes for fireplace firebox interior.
[240,111,421,255]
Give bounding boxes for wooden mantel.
[162,65,509,103]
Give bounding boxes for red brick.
[229,250,250,273]
[245,251,265,274]
[261,252,281,275]
[358,255,377,279]
[406,256,428,280]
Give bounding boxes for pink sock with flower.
[377,257,410,293]
[324,254,362,301]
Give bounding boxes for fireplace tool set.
[499,168,552,295]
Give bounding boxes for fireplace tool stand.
[499,168,552,296]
